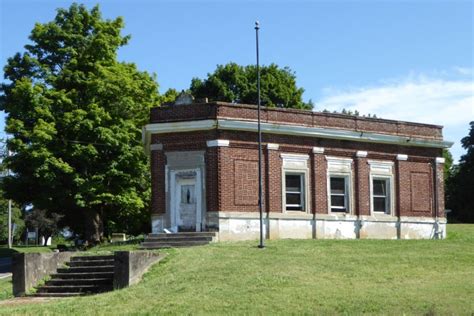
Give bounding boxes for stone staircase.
[141,232,217,249]
[33,255,114,297]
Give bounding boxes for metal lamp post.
[255,21,264,249]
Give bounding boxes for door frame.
[169,168,202,232]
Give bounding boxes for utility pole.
[6,141,12,248]
[255,21,264,249]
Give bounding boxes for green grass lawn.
[0,246,53,258]
[1,224,473,315]
[0,277,13,301]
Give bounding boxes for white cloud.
[316,71,474,163]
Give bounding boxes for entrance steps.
[141,232,217,249]
[33,255,115,297]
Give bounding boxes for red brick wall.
[150,150,166,214]
[218,147,267,212]
[149,109,445,219]
[313,153,327,214]
[150,102,443,140]
[356,157,371,216]
[266,148,282,213]
[398,161,434,217]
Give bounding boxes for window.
[330,176,348,212]
[326,156,353,214]
[285,173,305,211]
[372,178,390,214]
[368,160,394,216]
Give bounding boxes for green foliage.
[0,141,25,243]
[160,88,180,104]
[322,108,378,118]
[442,149,453,180]
[447,122,474,222]
[0,4,159,242]
[190,62,312,109]
[24,209,62,245]
[0,199,24,243]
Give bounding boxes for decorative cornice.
[207,139,230,147]
[142,119,453,151]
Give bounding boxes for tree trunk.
[84,209,104,245]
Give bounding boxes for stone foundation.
[210,212,446,241]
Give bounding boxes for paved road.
[0,257,12,274]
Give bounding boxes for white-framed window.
[329,176,349,212]
[285,172,305,211]
[368,160,394,216]
[281,153,309,213]
[326,157,353,214]
[372,177,390,213]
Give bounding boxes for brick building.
[143,101,452,240]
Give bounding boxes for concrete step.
[46,278,112,286]
[33,292,85,297]
[37,284,113,293]
[70,255,114,262]
[144,236,213,242]
[147,232,216,238]
[68,259,115,267]
[57,265,115,273]
[141,240,210,249]
[51,272,114,279]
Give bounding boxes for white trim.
[146,119,216,134]
[369,160,395,216]
[396,154,408,161]
[326,157,353,214]
[170,168,202,232]
[281,154,310,214]
[143,119,453,150]
[206,139,230,147]
[435,157,445,164]
[356,151,368,158]
[312,147,325,154]
[280,153,310,161]
[217,119,453,149]
[267,143,279,150]
[150,143,163,151]
[368,160,394,175]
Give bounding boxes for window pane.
[331,207,346,212]
[287,205,303,211]
[181,185,195,204]
[286,193,301,205]
[330,177,345,194]
[331,195,345,207]
[286,174,301,192]
[373,179,386,196]
[374,197,386,212]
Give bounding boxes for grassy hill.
[1,224,473,315]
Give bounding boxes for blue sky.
[1,0,473,161]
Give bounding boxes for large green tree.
[190,62,313,109]
[446,121,474,223]
[0,4,159,243]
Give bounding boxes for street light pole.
[5,141,12,248]
[8,199,12,248]
[255,21,264,249]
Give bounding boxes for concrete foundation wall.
[213,212,446,241]
[114,251,164,289]
[12,252,74,297]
